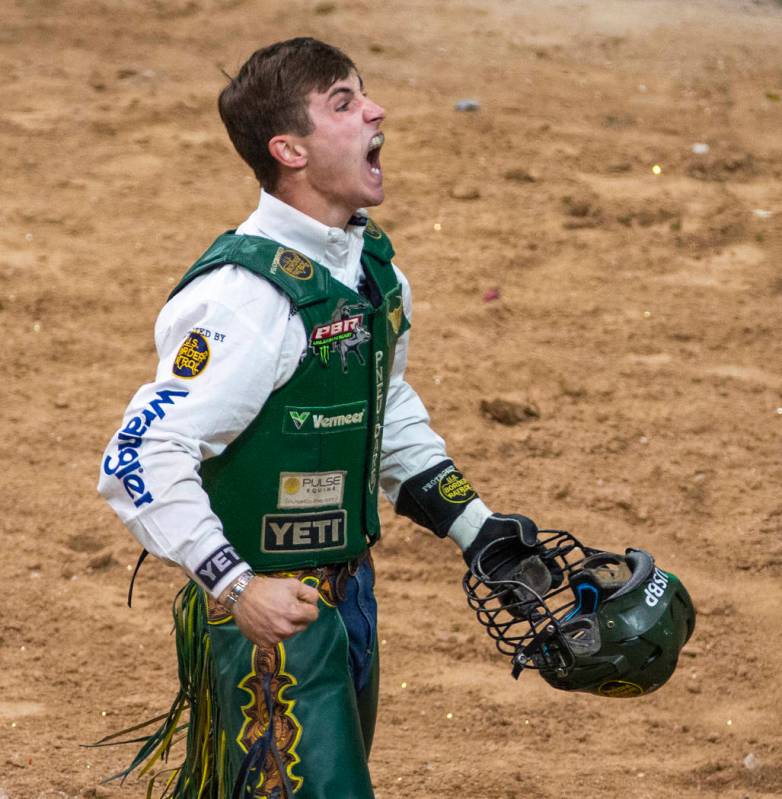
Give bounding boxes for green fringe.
[95,582,230,798]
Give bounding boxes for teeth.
[368,133,384,151]
[370,166,381,175]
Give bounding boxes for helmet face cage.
[463,530,696,695]
[463,530,601,679]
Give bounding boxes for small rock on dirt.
[449,183,481,200]
[480,398,540,425]
[503,167,537,183]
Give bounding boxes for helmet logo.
[597,680,644,698]
[644,567,670,607]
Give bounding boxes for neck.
[270,184,353,230]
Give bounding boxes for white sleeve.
[378,266,450,504]
[97,265,294,597]
[379,267,493,545]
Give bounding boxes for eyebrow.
[326,76,365,101]
[327,86,354,101]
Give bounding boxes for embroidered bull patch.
[309,299,371,373]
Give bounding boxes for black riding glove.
[463,513,540,576]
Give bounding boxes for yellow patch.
[272,248,314,281]
[173,331,210,379]
[365,219,383,240]
[388,300,403,336]
[597,680,644,698]
[283,476,301,495]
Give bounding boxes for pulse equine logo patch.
[310,299,371,372]
[277,471,346,509]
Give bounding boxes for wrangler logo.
[261,510,347,552]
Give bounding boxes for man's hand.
[462,513,539,577]
[226,576,320,648]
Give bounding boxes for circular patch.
[173,331,210,378]
[438,470,477,504]
[278,249,314,280]
[597,680,644,698]
[283,477,301,495]
[365,219,383,240]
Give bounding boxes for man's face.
[297,71,386,218]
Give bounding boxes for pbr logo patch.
[310,299,371,372]
[271,247,314,281]
[173,331,210,378]
[261,510,347,552]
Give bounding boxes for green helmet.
[463,530,696,697]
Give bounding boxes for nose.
[363,97,385,125]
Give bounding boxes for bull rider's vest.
[168,220,409,572]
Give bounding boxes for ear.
[268,135,308,169]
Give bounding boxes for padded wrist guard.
[395,459,479,537]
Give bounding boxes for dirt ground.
[2,0,782,796]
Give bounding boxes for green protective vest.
[169,220,410,572]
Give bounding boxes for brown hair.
[218,38,357,191]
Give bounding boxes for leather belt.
[263,549,374,604]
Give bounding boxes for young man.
[98,37,538,799]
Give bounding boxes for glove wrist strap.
[395,459,479,538]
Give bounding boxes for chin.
[362,188,385,209]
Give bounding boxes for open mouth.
[366,132,384,176]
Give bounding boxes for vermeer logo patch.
[283,402,368,435]
[277,471,346,509]
[173,331,210,378]
[261,510,347,552]
[271,247,314,281]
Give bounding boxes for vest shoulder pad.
[361,218,395,263]
[169,232,331,306]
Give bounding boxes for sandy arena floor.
[2,0,782,796]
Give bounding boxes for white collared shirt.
[97,191,488,597]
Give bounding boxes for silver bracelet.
[221,569,255,612]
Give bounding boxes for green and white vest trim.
[169,220,410,572]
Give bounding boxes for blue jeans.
[337,558,378,696]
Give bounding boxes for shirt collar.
[240,190,366,271]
